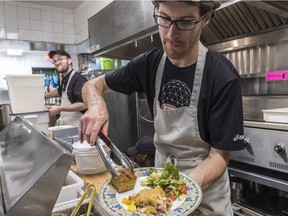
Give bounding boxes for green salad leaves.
[141,163,187,200]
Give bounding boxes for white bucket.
[5,74,45,113]
[72,140,111,175]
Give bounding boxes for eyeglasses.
[51,57,67,65]
[153,8,206,31]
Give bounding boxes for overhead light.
[6,49,23,56]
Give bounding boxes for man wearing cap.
[127,135,156,167]
[79,1,244,215]
[45,50,87,127]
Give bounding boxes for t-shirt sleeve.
[105,55,147,95]
[208,76,244,151]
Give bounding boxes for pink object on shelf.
[266,70,288,81]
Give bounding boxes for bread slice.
[111,168,137,193]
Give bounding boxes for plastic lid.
[72,140,97,152]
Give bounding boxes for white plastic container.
[47,125,74,139]
[10,110,49,134]
[23,111,49,134]
[262,108,288,123]
[55,170,84,204]
[72,140,111,175]
[5,74,45,113]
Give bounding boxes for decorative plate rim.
[99,167,202,216]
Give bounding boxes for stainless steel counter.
[244,120,288,131]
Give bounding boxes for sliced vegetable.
[121,197,132,205]
[180,185,188,194]
[127,202,136,212]
[168,191,178,201]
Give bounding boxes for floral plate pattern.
[99,167,202,216]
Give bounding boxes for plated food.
[121,163,187,215]
[99,164,202,216]
[123,186,173,215]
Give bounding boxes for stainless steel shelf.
[229,163,288,192]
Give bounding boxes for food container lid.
[72,140,97,152]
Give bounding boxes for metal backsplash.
[207,25,288,96]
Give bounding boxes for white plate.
[99,167,202,216]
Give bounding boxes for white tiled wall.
[0,1,75,44]
[0,0,112,45]
[0,0,112,90]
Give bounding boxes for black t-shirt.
[105,48,244,151]
[57,70,87,113]
[159,58,195,109]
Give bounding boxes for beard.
[163,40,189,60]
[56,64,69,74]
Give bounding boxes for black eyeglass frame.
[153,7,206,31]
[51,57,68,65]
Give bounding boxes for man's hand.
[78,75,111,145]
[189,147,230,189]
[47,105,61,116]
[79,105,109,145]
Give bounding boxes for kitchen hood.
[88,0,288,59]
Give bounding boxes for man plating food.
[79,1,244,215]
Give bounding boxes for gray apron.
[56,70,82,127]
[153,43,233,216]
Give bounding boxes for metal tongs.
[95,131,134,177]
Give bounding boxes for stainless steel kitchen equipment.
[136,92,155,138]
[52,126,79,152]
[0,116,73,216]
[0,104,10,132]
[229,122,288,216]
[222,3,288,214]
[230,176,250,204]
[103,91,138,153]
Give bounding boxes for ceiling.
[20,1,85,9]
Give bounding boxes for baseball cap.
[48,50,71,59]
[152,0,221,10]
[127,135,156,156]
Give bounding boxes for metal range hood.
[88,0,288,59]
[88,1,158,59]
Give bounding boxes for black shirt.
[57,70,87,103]
[105,48,244,151]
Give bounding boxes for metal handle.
[96,138,119,177]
